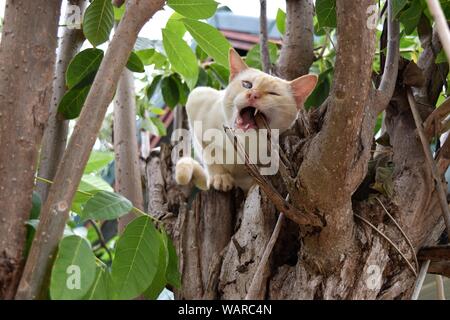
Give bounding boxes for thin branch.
[259,0,270,74]
[407,89,450,236]
[375,197,419,271]
[376,0,400,112]
[89,219,113,262]
[354,213,417,276]
[246,212,285,300]
[411,260,430,300]
[426,0,450,66]
[424,96,450,140]
[435,275,446,300]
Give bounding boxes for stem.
[259,0,271,74]
[426,0,450,65]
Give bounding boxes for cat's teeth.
[254,109,259,116]
[245,123,250,130]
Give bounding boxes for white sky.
[0,0,286,40]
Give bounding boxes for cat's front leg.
[206,164,235,192]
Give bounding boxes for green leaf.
[207,62,229,87]
[57,85,91,120]
[85,151,114,174]
[71,175,113,215]
[162,28,199,90]
[25,192,42,256]
[168,0,218,19]
[81,190,132,221]
[111,216,162,299]
[151,117,168,137]
[149,106,166,116]
[165,232,181,288]
[245,43,278,70]
[436,49,448,64]
[173,75,190,105]
[50,235,97,300]
[166,12,186,38]
[147,74,163,100]
[144,231,168,300]
[316,0,336,30]
[182,19,231,68]
[392,0,408,18]
[276,9,286,35]
[161,75,180,108]
[66,48,104,89]
[126,51,145,73]
[113,3,126,21]
[84,267,110,300]
[83,0,114,47]
[400,0,424,35]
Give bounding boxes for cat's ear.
[229,48,248,81]
[290,74,318,109]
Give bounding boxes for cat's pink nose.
[247,90,261,102]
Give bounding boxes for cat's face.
[223,49,318,133]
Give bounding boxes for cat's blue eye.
[242,81,252,89]
[268,92,280,96]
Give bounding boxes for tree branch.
[259,0,271,74]
[276,0,314,79]
[376,0,400,112]
[426,0,450,65]
[36,0,87,203]
[15,0,165,300]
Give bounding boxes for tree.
[0,0,62,299]
[1,0,450,301]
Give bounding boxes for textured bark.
[0,0,62,299]
[276,0,314,79]
[36,0,87,203]
[15,0,165,299]
[114,69,144,232]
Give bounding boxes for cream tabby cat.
[175,48,317,193]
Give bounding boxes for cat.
[175,48,318,193]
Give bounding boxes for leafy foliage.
[168,0,219,19]
[83,0,115,47]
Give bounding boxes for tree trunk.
[145,0,450,300]
[0,0,62,299]
[114,68,144,232]
[36,0,87,203]
[15,0,165,299]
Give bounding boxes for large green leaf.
[276,8,286,35]
[126,51,145,73]
[161,75,180,108]
[66,48,104,89]
[168,0,218,19]
[245,43,279,70]
[166,12,186,38]
[85,151,114,174]
[84,267,110,300]
[83,0,114,47]
[316,0,336,30]
[207,62,229,87]
[81,190,132,221]
[144,231,168,300]
[50,235,97,300]
[392,0,408,18]
[111,216,162,299]
[400,0,424,35]
[165,232,181,288]
[58,85,91,120]
[146,74,163,99]
[182,19,231,68]
[162,28,199,90]
[71,175,113,215]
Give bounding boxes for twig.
[375,197,419,271]
[354,213,417,276]
[407,89,450,236]
[435,275,446,300]
[259,0,271,74]
[411,260,430,300]
[245,212,285,300]
[89,219,113,262]
[376,0,400,111]
[426,0,450,66]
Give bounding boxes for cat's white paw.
[209,173,234,192]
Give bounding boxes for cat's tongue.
[237,107,258,131]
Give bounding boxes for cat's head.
[223,48,318,132]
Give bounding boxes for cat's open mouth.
[235,107,267,131]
